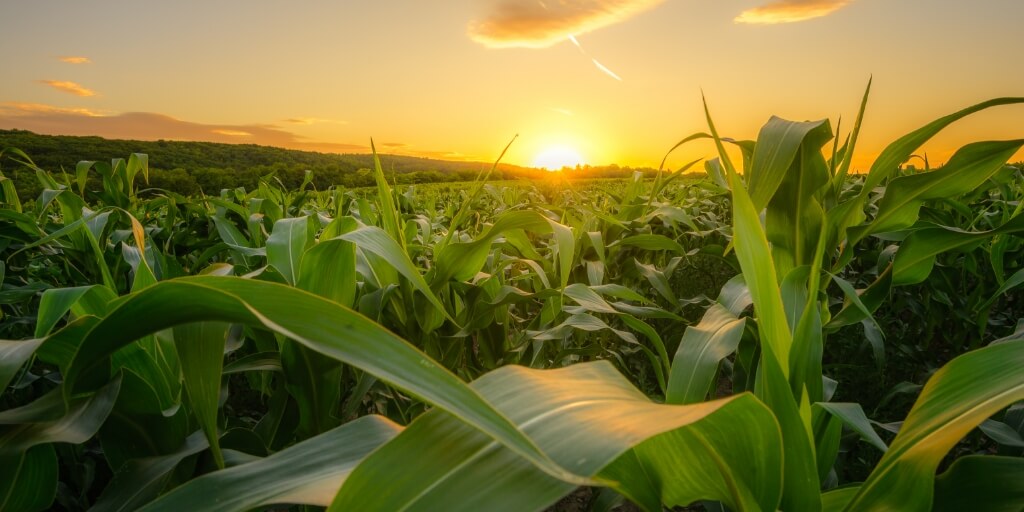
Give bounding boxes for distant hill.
[0,129,656,199]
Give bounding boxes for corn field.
[1,88,1023,511]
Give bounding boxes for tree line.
[0,130,660,199]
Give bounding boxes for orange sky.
[1,1,1022,170]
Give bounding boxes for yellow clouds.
[59,56,92,64]
[0,106,370,153]
[211,129,252,137]
[735,0,853,25]
[38,80,96,97]
[468,0,664,49]
[0,102,104,118]
[283,117,347,126]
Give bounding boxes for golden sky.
[1,0,1022,170]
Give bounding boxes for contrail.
[568,34,623,81]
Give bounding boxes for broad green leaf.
[978,419,1024,448]
[266,216,311,285]
[0,444,57,512]
[764,121,831,276]
[634,260,678,306]
[850,140,1024,242]
[563,283,618,314]
[979,266,1024,311]
[704,96,820,510]
[57,277,587,484]
[35,285,117,337]
[0,376,121,456]
[141,415,401,511]
[529,314,638,345]
[616,234,687,254]
[172,322,229,468]
[932,456,1024,512]
[432,210,575,287]
[98,369,188,472]
[666,304,746,404]
[298,220,358,307]
[332,362,782,512]
[0,338,45,391]
[846,340,1024,510]
[860,97,1024,193]
[813,402,888,452]
[747,116,830,211]
[93,432,210,512]
[222,352,281,375]
[281,339,342,438]
[341,226,452,323]
[892,214,1024,286]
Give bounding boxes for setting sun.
[532,146,585,170]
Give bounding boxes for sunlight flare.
[532,146,585,170]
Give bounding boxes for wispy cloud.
[549,107,574,116]
[735,0,853,25]
[283,117,347,125]
[0,103,471,160]
[38,80,96,97]
[211,129,252,137]
[469,0,664,49]
[0,102,105,118]
[58,56,92,64]
[0,105,365,153]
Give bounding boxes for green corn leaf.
[0,444,57,512]
[860,97,1024,194]
[140,415,402,511]
[616,234,687,254]
[0,339,45,391]
[54,277,589,485]
[298,218,358,307]
[747,116,831,211]
[93,431,210,512]
[813,402,888,452]
[432,210,575,287]
[932,456,1024,512]
[266,216,311,286]
[666,304,746,405]
[850,140,1024,243]
[331,361,783,512]
[704,96,821,511]
[97,368,188,473]
[172,322,229,468]
[34,286,117,338]
[0,376,121,456]
[892,214,1024,286]
[846,340,1024,510]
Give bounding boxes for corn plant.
[0,90,1022,512]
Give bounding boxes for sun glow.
[532,146,585,171]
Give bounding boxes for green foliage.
[0,90,1022,511]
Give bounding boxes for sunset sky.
[1,0,1022,170]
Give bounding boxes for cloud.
[38,80,96,97]
[211,129,252,137]
[735,0,853,24]
[468,0,664,49]
[58,56,92,64]
[283,117,347,125]
[0,102,105,118]
[0,103,473,160]
[0,105,367,153]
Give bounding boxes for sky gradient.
[1,0,1022,170]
